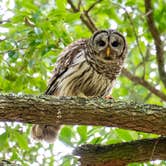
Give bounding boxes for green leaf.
[0,132,8,149]
[14,131,29,150]
[11,149,20,160]
[77,126,87,142]
[56,0,66,10]
[90,137,102,144]
[114,129,133,141]
[59,126,74,146]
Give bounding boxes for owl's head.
[90,29,127,61]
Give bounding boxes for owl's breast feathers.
[85,45,124,81]
[45,39,122,97]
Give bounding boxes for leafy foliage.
[0,0,165,165]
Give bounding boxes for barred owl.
[31,29,127,143]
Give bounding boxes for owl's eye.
[96,40,106,47]
[111,41,119,47]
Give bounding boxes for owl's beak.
[106,47,111,57]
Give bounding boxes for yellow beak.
[106,47,111,57]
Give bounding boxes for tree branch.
[144,0,166,88]
[0,19,10,24]
[0,94,166,135]
[86,0,103,13]
[121,68,166,102]
[67,0,98,32]
[112,3,145,61]
[67,0,79,12]
[73,137,166,166]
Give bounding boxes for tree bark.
[0,94,166,165]
[0,94,166,135]
[73,137,166,166]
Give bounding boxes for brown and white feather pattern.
[46,39,113,97]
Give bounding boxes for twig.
[134,44,151,76]
[24,17,35,27]
[82,0,103,32]
[86,0,103,13]
[144,0,166,88]
[0,38,7,42]
[67,0,98,32]
[77,0,82,10]
[67,0,79,12]
[0,19,10,24]
[0,47,27,55]
[112,3,145,60]
[150,138,160,161]
[144,93,152,102]
[81,11,98,32]
[121,68,166,101]
[112,2,146,78]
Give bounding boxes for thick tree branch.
[0,94,166,135]
[74,137,166,166]
[144,0,166,88]
[121,68,166,102]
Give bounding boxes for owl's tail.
[31,124,61,143]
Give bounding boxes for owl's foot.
[104,95,114,100]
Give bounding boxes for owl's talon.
[104,95,114,100]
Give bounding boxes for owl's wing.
[45,39,87,95]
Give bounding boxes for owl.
[31,29,127,143]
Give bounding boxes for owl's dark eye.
[111,41,119,47]
[96,40,106,47]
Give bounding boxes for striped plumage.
[31,29,127,143]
